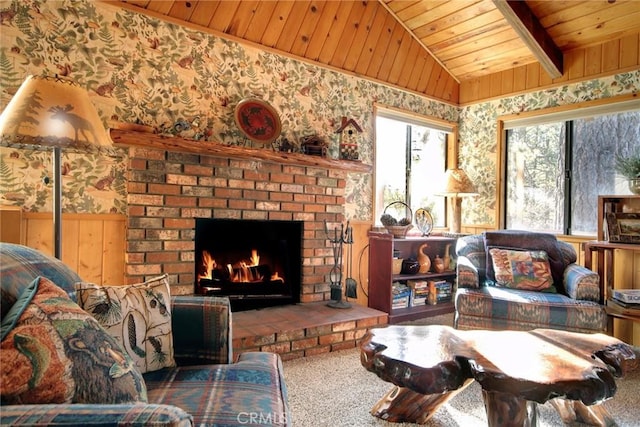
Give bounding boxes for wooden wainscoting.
[346,220,372,308]
[0,207,126,285]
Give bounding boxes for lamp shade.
[0,75,114,260]
[0,75,113,154]
[440,168,477,196]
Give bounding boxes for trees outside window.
[505,110,640,235]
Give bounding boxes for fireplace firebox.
[194,218,302,311]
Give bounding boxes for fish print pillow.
[75,275,175,374]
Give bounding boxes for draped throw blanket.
[483,231,566,294]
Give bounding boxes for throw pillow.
[0,276,147,404]
[75,275,176,374]
[483,231,566,294]
[1,242,83,321]
[488,248,556,292]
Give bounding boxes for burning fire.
[198,249,284,284]
[199,250,216,279]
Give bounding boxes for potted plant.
[615,152,640,194]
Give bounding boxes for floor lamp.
[0,75,114,259]
[440,168,477,235]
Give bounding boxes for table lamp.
[0,75,114,259]
[440,168,477,234]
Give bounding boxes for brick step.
[232,302,388,361]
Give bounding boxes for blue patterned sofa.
[454,231,607,333]
[0,243,290,426]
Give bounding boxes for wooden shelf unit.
[368,231,456,324]
[597,195,640,240]
[584,194,640,345]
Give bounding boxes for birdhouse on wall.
[335,117,362,161]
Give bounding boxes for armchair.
[454,231,607,333]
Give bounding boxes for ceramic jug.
[433,254,445,273]
[443,243,451,271]
[417,243,431,273]
[401,258,420,275]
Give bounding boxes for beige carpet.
[283,314,640,426]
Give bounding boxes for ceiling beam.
[493,0,563,79]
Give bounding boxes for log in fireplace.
[194,218,302,311]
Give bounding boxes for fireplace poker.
[345,224,357,299]
[324,220,351,309]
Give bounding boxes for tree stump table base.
[361,325,637,427]
[371,380,474,424]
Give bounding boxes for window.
[374,108,452,228]
[504,104,640,236]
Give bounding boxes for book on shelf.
[427,280,452,305]
[606,298,640,317]
[611,289,640,305]
[410,288,429,306]
[392,297,409,309]
[407,280,429,291]
[392,282,411,309]
[392,282,411,296]
[609,298,639,308]
[411,296,427,306]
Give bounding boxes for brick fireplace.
[112,130,386,359]
[119,131,353,304]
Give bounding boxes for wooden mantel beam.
[110,129,372,173]
[493,0,563,79]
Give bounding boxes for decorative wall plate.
[414,208,434,236]
[234,98,282,145]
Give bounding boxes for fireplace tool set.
[324,220,357,309]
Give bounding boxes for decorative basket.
[385,225,412,238]
[381,201,413,238]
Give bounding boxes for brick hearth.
[233,302,388,360]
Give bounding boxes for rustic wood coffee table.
[360,325,636,426]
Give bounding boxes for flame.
[198,250,215,281]
[198,249,283,284]
[233,261,264,282]
[250,249,259,265]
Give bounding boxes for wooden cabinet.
[584,195,640,345]
[368,231,456,324]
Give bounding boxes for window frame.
[496,94,640,235]
[373,103,458,230]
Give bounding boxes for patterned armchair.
[454,231,607,333]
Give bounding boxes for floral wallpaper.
[0,0,457,220]
[459,71,640,227]
[0,0,637,225]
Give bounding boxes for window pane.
[375,116,408,221]
[505,123,565,233]
[505,110,639,236]
[375,115,447,227]
[408,125,446,226]
[571,111,640,235]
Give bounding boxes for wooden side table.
[583,240,640,333]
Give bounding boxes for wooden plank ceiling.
[111,1,640,104]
